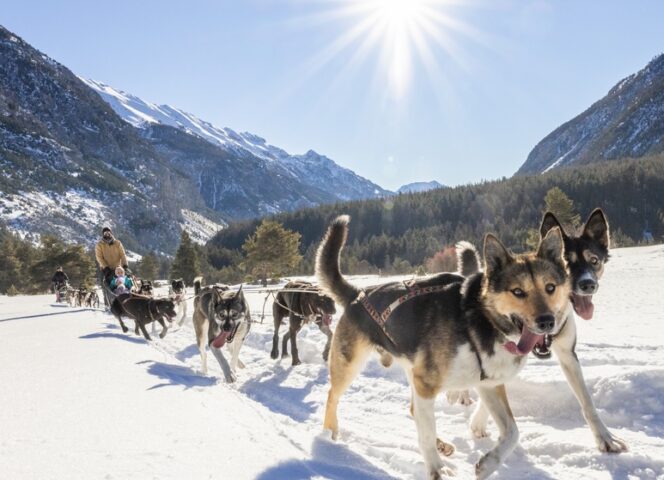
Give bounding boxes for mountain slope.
[0,25,388,252]
[0,25,190,251]
[81,78,391,201]
[518,54,664,174]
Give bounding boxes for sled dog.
[316,215,571,479]
[192,278,251,383]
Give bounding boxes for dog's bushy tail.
[456,241,481,276]
[315,215,360,307]
[194,276,204,295]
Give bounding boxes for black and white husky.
[192,278,251,383]
[169,278,188,326]
[456,209,627,454]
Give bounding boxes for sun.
[295,0,480,101]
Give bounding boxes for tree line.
[207,154,664,274]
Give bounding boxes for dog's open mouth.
[211,330,230,348]
[571,293,594,320]
[504,320,544,356]
[211,324,239,348]
[322,314,333,326]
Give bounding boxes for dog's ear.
[235,284,243,297]
[582,208,610,249]
[483,234,513,274]
[540,212,565,239]
[537,226,565,265]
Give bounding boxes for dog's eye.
[590,256,599,266]
[511,288,526,298]
[545,283,556,294]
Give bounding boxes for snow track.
[1,245,664,479]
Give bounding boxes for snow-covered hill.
[518,54,664,175]
[2,244,663,479]
[397,180,445,194]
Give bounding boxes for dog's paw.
[475,451,499,480]
[446,390,461,405]
[458,390,474,406]
[238,359,246,369]
[428,462,455,479]
[446,390,473,406]
[292,358,302,366]
[225,372,237,383]
[270,350,279,360]
[121,326,128,333]
[470,420,489,439]
[436,438,455,457]
[597,431,628,453]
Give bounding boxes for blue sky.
[4,1,664,190]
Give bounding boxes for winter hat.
[102,227,112,235]
[115,266,125,276]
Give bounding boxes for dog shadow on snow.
[256,435,397,480]
[138,360,217,390]
[240,367,328,423]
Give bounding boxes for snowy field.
[1,245,663,479]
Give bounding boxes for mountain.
[81,79,390,202]
[397,181,444,194]
[518,54,664,175]
[0,25,198,252]
[0,25,387,253]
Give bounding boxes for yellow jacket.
[95,239,128,270]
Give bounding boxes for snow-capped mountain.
[518,54,664,175]
[397,181,444,194]
[0,25,388,253]
[82,78,391,201]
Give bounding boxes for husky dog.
[270,280,337,366]
[110,294,178,340]
[169,278,188,326]
[316,216,571,480]
[192,278,251,383]
[465,209,627,453]
[137,280,154,297]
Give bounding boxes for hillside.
[0,25,388,253]
[518,54,664,174]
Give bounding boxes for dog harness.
[356,280,450,345]
[356,279,488,380]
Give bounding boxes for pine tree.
[137,252,159,281]
[27,237,96,292]
[0,237,22,294]
[170,230,200,284]
[242,220,302,286]
[544,187,581,230]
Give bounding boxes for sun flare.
[298,0,480,100]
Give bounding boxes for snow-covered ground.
[1,245,663,479]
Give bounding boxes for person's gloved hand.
[103,266,113,276]
[123,265,131,275]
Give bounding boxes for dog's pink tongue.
[211,331,230,349]
[572,294,595,320]
[322,314,333,326]
[504,324,544,356]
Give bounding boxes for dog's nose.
[578,279,597,294]
[535,314,555,333]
